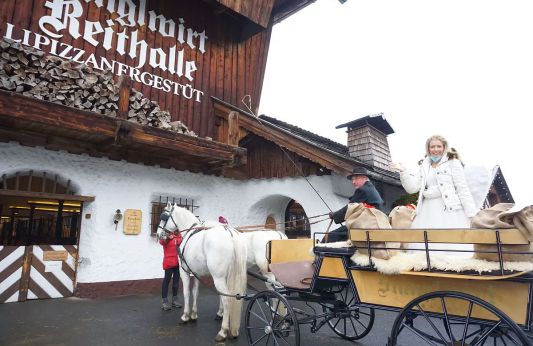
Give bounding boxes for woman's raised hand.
[389,162,405,172]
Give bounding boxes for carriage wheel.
[388,291,530,346]
[245,290,300,346]
[322,284,375,340]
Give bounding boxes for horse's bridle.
[158,204,179,236]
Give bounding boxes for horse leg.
[215,296,223,320]
[179,268,191,324]
[213,277,231,342]
[190,277,199,321]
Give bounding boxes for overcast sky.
[259,0,533,205]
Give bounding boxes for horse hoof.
[190,317,198,323]
[214,314,223,320]
[214,334,226,342]
[178,318,189,325]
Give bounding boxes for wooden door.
[0,245,77,302]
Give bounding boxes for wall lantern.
[113,209,122,230]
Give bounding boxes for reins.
[241,95,332,213]
[322,219,334,243]
[234,212,331,232]
[166,212,331,234]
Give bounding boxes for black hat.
[347,166,374,180]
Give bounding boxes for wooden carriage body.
[251,229,533,345]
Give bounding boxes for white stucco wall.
[1,142,348,284]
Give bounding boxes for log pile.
[0,39,199,138]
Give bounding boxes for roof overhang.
[0,90,246,174]
[200,0,316,40]
[212,97,400,186]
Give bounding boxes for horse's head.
[156,202,200,239]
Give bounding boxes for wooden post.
[7,208,15,245]
[117,76,132,120]
[14,172,19,190]
[53,174,58,194]
[227,111,239,146]
[65,179,71,195]
[41,172,47,192]
[55,201,64,243]
[18,246,33,302]
[27,170,33,191]
[27,205,35,244]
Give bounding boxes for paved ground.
[0,284,397,346]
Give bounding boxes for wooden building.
[2,0,402,302]
[0,0,514,303]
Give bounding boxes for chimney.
[336,113,394,170]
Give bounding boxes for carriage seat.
[269,261,315,290]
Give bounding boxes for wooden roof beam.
[213,99,353,175]
[0,90,246,171]
[0,189,95,202]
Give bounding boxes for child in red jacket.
[159,231,182,310]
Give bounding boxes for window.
[150,196,199,236]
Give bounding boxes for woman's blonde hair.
[425,135,448,155]
[425,135,461,161]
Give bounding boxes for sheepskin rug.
[351,251,533,275]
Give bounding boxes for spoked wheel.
[322,284,375,340]
[388,291,531,346]
[245,290,300,346]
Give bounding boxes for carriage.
[243,227,533,345]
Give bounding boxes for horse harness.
[158,208,263,299]
[178,223,237,273]
[177,223,243,298]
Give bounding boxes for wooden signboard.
[123,209,142,235]
[43,250,68,261]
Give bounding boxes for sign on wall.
[123,209,142,235]
[2,0,207,103]
[43,250,69,261]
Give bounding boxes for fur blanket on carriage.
[319,203,533,274]
[355,203,533,274]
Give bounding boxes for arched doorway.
[284,200,310,239]
[0,170,93,303]
[0,172,86,246]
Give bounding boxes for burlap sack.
[472,203,533,262]
[389,205,416,228]
[389,205,417,250]
[345,203,399,260]
[499,205,533,241]
[471,203,515,229]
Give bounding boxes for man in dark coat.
[326,166,384,242]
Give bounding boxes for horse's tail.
[227,230,247,337]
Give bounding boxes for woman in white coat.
[395,135,477,228]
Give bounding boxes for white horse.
[214,229,287,319]
[156,203,247,342]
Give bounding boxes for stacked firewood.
[0,39,199,137]
[0,40,119,115]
